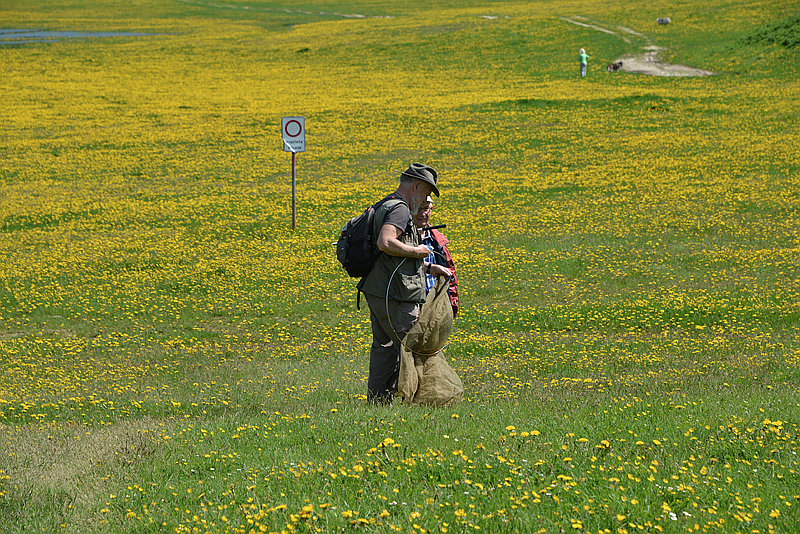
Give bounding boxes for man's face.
[409,182,433,213]
[414,201,433,228]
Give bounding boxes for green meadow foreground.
[1,0,799,532]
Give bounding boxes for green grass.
[742,13,800,48]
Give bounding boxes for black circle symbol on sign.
[284,120,303,138]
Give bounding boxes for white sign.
[282,116,306,153]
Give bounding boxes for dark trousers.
[364,293,420,403]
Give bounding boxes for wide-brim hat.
[401,162,439,197]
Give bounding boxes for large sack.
[397,277,463,406]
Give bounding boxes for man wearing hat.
[358,163,453,404]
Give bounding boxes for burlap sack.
[397,277,463,406]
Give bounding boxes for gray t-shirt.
[383,200,411,234]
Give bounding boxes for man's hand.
[428,264,453,279]
[411,245,431,259]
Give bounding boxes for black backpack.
[336,196,402,278]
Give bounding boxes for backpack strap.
[356,196,405,311]
[372,197,406,245]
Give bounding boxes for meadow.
[1,0,799,532]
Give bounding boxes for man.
[579,47,590,77]
[412,196,459,318]
[358,163,453,404]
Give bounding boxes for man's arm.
[376,224,430,259]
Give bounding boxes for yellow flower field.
[1,0,798,532]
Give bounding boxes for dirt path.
[560,16,714,77]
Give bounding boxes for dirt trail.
[560,16,714,77]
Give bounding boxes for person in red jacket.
[412,196,459,318]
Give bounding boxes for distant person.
[579,48,590,77]
[412,196,459,318]
[358,163,453,404]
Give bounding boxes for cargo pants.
[364,293,421,404]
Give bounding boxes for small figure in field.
[579,47,590,77]
[412,196,459,318]
[607,61,623,72]
[358,163,453,405]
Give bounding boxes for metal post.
[292,151,297,230]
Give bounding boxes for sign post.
[282,117,306,230]
[292,152,296,230]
